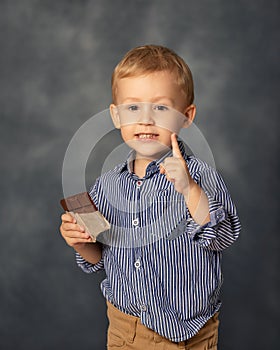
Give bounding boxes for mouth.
[135,133,159,141]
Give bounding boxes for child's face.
[110,71,195,160]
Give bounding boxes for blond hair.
[111,45,194,105]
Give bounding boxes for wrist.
[74,242,102,265]
[182,178,196,200]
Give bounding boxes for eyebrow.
[121,97,175,105]
[152,96,175,105]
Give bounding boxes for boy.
[60,45,241,349]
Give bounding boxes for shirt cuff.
[209,206,226,226]
[75,252,104,273]
[207,191,227,225]
[186,194,227,241]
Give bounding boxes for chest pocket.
[144,191,187,240]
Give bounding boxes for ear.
[109,104,121,129]
[182,104,196,128]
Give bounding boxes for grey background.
[0,0,279,349]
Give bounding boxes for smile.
[135,133,159,140]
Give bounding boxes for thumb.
[171,133,182,159]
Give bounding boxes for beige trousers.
[107,301,219,350]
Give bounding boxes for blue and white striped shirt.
[76,141,241,342]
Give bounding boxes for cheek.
[156,119,184,134]
[158,129,172,145]
[120,126,134,141]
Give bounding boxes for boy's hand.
[160,133,194,197]
[60,212,92,247]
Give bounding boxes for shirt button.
[215,209,225,221]
[132,218,139,226]
[140,304,147,312]
[134,259,141,269]
[136,180,143,187]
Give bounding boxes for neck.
[133,157,154,178]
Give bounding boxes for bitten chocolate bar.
[60,192,110,242]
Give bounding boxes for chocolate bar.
[60,192,110,242]
[60,192,97,213]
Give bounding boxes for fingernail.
[79,225,85,232]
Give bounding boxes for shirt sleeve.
[75,252,105,273]
[186,164,241,251]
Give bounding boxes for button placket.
[133,179,148,314]
[133,180,142,228]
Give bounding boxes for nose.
[137,104,155,125]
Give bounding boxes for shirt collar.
[117,140,187,177]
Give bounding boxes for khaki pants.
[107,302,219,350]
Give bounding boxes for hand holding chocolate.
[60,192,110,242]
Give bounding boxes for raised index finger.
[171,133,182,159]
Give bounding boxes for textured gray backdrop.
[0,0,279,349]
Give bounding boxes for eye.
[153,104,169,111]
[128,104,140,112]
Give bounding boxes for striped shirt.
[76,141,241,342]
